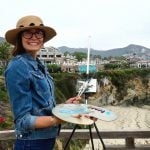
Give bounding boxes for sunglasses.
[22,30,45,39]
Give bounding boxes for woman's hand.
[72,114,98,122]
[65,96,81,104]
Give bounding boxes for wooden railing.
[0,129,150,149]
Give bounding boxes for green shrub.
[47,64,61,73]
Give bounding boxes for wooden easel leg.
[64,125,77,150]
[89,125,95,150]
[94,122,106,150]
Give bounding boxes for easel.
[64,39,106,149]
[64,93,106,150]
[64,122,106,150]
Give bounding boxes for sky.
[1,0,150,50]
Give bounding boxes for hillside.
[0,36,150,57]
[58,44,150,58]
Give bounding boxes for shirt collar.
[21,53,39,70]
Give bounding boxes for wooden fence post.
[125,137,135,148]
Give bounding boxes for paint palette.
[52,104,117,124]
[52,104,94,125]
[87,105,117,121]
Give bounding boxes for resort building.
[37,46,63,64]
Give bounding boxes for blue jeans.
[14,138,56,150]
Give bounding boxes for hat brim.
[5,26,56,45]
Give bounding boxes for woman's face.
[21,28,44,56]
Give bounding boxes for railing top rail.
[0,129,150,140]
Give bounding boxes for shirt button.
[19,134,22,138]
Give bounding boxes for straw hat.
[5,15,56,45]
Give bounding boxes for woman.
[4,15,81,150]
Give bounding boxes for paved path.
[84,105,150,150]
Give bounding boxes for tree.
[64,51,71,56]
[0,42,12,67]
[47,64,61,73]
[73,52,87,61]
[92,54,102,61]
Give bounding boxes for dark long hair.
[12,32,26,56]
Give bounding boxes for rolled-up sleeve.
[5,59,37,131]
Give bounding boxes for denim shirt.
[5,53,59,139]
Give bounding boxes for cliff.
[87,76,150,106]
